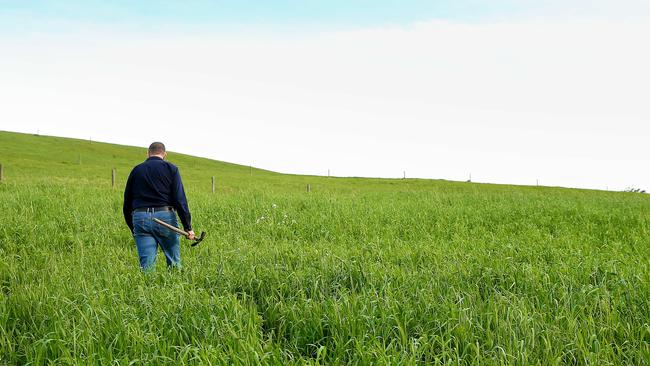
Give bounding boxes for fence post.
[307,184,311,193]
[0,163,3,182]
[212,176,215,194]
[111,168,116,189]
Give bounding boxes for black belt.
[133,206,174,213]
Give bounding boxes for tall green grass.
[1,131,649,364]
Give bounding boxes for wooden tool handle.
[153,218,188,237]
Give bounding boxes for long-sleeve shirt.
[123,156,192,233]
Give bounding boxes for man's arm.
[123,170,135,233]
[171,167,192,232]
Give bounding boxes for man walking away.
[123,142,195,270]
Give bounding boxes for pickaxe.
[153,218,206,247]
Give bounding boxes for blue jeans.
[132,210,181,270]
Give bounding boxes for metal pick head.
[191,231,206,247]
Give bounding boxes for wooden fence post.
[0,163,3,182]
[111,168,116,189]
[307,184,311,193]
[212,176,215,194]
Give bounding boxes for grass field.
[1,130,649,365]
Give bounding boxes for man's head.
[148,142,167,159]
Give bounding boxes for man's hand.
[187,230,196,240]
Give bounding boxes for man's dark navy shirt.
[123,156,192,233]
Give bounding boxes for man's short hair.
[148,142,166,155]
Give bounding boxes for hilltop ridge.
[0,130,636,197]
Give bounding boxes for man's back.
[128,157,178,209]
[123,156,192,234]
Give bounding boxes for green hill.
[1,130,648,364]
[0,130,280,190]
[0,130,468,192]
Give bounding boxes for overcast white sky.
[1,2,649,191]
